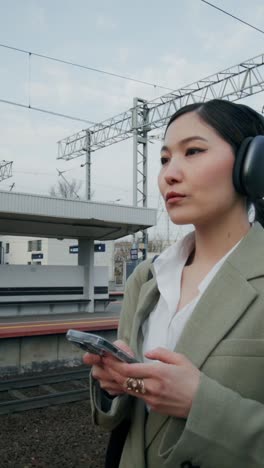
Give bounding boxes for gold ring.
[124,377,146,394]
[139,378,146,394]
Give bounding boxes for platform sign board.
[94,244,106,252]
[130,248,138,261]
[69,245,79,254]
[69,244,106,254]
[31,253,43,260]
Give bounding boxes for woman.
[84,99,264,468]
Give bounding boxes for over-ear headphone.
[233,135,264,199]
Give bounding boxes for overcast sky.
[0,0,264,239]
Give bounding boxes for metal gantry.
[0,161,13,182]
[58,52,264,155]
[58,52,264,204]
[57,52,264,254]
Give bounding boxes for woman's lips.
[165,192,186,204]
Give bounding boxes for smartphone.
[66,329,139,364]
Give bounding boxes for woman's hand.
[103,347,201,418]
[83,340,135,397]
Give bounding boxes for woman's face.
[158,111,243,227]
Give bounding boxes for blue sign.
[31,253,43,260]
[94,243,106,252]
[69,245,79,254]
[69,244,106,254]
[130,248,138,261]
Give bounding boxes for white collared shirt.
[142,231,241,360]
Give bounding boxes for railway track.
[0,368,90,415]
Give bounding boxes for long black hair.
[165,99,264,227]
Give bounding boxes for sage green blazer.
[91,222,264,468]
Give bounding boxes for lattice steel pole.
[132,98,149,259]
[132,97,149,207]
[85,131,91,200]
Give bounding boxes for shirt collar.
[198,238,242,293]
[153,231,195,316]
[154,230,195,281]
[154,230,244,299]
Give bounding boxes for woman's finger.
[99,380,126,395]
[113,340,135,357]
[83,352,102,366]
[102,357,157,379]
[145,348,185,365]
[91,363,114,381]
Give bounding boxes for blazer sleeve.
[159,373,264,468]
[90,259,152,431]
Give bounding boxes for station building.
[0,235,115,280]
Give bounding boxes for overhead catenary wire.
[13,168,160,201]
[0,42,175,91]
[0,97,95,124]
[200,0,264,35]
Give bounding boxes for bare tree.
[50,178,82,199]
[114,241,132,284]
[148,235,169,253]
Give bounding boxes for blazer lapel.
[130,276,160,361]
[145,235,260,448]
[175,262,257,367]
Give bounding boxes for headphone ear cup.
[233,135,264,199]
[233,137,253,196]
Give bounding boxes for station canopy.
[0,191,156,240]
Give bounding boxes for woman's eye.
[160,156,169,166]
[186,147,205,156]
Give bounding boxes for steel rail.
[0,388,89,415]
[0,368,90,415]
[0,368,90,391]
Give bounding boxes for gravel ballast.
[0,400,109,468]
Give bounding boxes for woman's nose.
[164,158,183,184]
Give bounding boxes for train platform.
[0,290,123,339]
[0,311,119,339]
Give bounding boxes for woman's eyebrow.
[160,136,208,154]
[180,136,208,144]
[160,145,169,154]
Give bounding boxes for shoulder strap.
[147,255,159,281]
